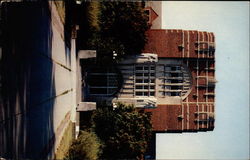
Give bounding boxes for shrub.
[64,131,102,160]
[92,103,152,160]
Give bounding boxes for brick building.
[83,29,216,159]
[84,29,216,133]
[141,2,216,132]
[82,2,216,159]
[84,1,216,133]
[142,29,216,132]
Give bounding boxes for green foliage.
[55,122,74,159]
[79,2,149,60]
[64,131,102,160]
[54,1,65,24]
[85,1,100,31]
[98,2,149,56]
[92,103,152,160]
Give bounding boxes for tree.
[92,103,152,160]
[64,131,102,160]
[78,1,149,60]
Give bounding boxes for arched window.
[86,66,121,96]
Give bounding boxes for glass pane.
[88,75,107,86]
[136,85,143,89]
[150,92,155,96]
[136,73,143,76]
[90,88,107,94]
[136,92,143,96]
[136,79,143,83]
[136,66,143,70]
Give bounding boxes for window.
[160,64,192,98]
[165,73,170,77]
[171,73,183,77]
[136,66,143,70]
[136,85,143,89]
[171,86,182,90]
[171,79,183,83]
[165,79,171,83]
[171,92,180,96]
[171,66,181,71]
[87,67,120,96]
[165,66,171,71]
[135,85,149,90]
[136,79,143,83]
[136,73,143,76]
[135,64,156,97]
[89,88,107,94]
[136,92,151,96]
[150,92,155,96]
[165,86,171,90]
[136,92,143,96]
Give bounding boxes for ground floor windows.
[86,66,121,96]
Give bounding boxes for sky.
[157,1,249,160]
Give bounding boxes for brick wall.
[143,29,216,132]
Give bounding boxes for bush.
[64,131,102,160]
[92,103,152,160]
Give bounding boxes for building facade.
[142,29,216,132]
[0,1,216,159]
[84,1,216,133]
[84,29,216,133]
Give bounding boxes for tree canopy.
[78,1,149,60]
[91,103,152,160]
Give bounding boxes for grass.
[54,1,65,24]
[54,121,74,159]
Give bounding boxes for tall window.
[160,65,189,97]
[135,64,155,97]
